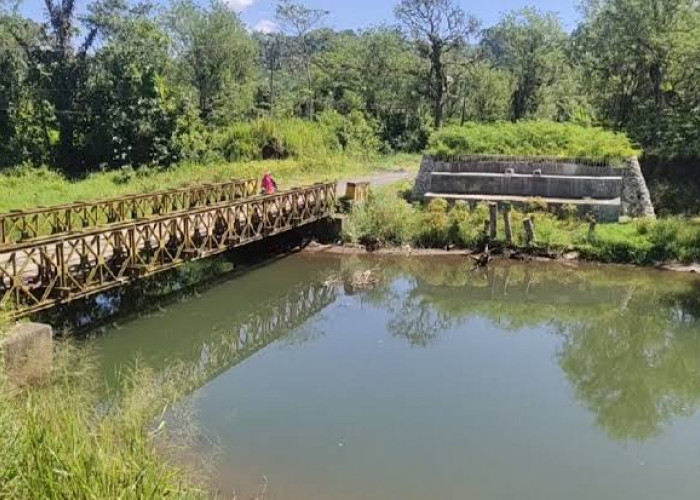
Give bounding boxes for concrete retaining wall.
[430,172,622,199]
[1,322,53,388]
[413,155,656,219]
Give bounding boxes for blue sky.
[20,0,581,33]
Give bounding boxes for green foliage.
[213,113,380,162]
[167,0,258,124]
[0,345,205,498]
[482,8,575,121]
[348,188,700,265]
[344,189,419,246]
[428,121,639,161]
[80,19,180,169]
[573,0,700,156]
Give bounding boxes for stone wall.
[1,322,53,388]
[413,154,656,219]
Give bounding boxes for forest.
[2,0,700,174]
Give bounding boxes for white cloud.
[253,19,280,34]
[225,0,257,12]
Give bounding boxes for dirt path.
[337,170,414,195]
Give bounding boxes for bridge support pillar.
[1,322,53,389]
[315,216,345,244]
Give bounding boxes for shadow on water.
[334,256,700,442]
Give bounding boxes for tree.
[457,62,513,123]
[395,0,479,128]
[275,0,328,119]
[573,0,700,152]
[80,17,180,168]
[167,0,258,124]
[482,8,569,121]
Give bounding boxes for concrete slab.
[424,193,622,222]
[1,322,53,388]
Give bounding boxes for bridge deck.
[0,183,336,318]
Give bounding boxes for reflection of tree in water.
[387,285,455,347]
[351,258,700,442]
[558,280,700,441]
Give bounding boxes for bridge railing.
[0,182,336,317]
[195,281,337,384]
[0,178,259,246]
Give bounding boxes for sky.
[19,0,581,33]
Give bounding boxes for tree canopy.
[2,0,700,172]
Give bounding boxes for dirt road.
[337,170,415,195]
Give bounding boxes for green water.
[95,254,700,500]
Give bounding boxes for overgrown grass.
[428,121,640,163]
[0,343,207,499]
[345,185,700,265]
[212,112,380,162]
[0,153,419,212]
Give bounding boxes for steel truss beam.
[0,178,259,246]
[0,183,336,317]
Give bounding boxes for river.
[91,253,700,500]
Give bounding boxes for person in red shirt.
[261,171,277,195]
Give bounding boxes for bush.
[213,114,381,162]
[344,191,419,247]
[428,121,640,163]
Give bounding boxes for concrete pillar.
[1,322,53,388]
[621,156,656,218]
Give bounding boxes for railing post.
[0,216,5,245]
[56,242,66,293]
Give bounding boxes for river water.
[93,254,700,500]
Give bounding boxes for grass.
[0,343,209,499]
[428,121,640,163]
[345,183,700,265]
[0,153,420,212]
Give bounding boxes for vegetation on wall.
[428,121,640,162]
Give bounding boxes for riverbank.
[0,343,211,498]
[304,242,700,275]
[341,182,700,267]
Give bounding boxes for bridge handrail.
[0,177,260,246]
[0,182,337,317]
[0,182,336,252]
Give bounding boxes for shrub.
[344,191,419,247]
[428,121,640,163]
[213,114,381,162]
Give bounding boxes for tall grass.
[428,121,640,162]
[0,153,419,212]
[0,343,207,499]
[212,112,380,162]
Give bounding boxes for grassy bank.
[0,344,208,498]
[429,121,639,163]
[0,153,419,213]
[345,182,700,265]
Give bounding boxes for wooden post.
[523,218,535,246]
[488,203,498,241]
[588,214,598,240]
[503,204,513,244]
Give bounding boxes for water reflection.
[349,257,700,442]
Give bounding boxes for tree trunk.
[430,42,444,128]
